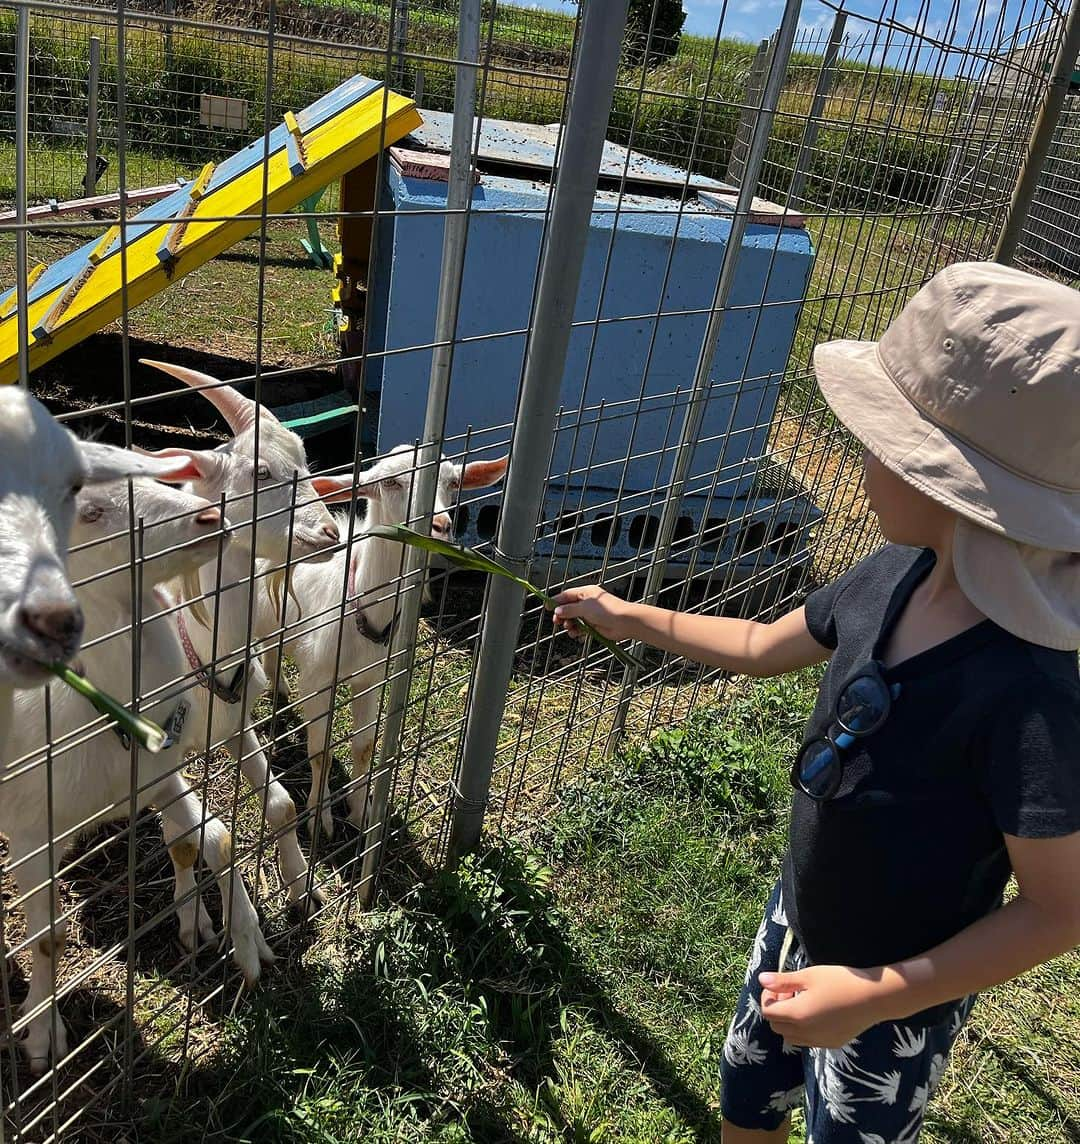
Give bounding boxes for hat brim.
[813,340,1080,550]
[953,520,1080,650]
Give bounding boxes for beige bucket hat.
[812,260,1080,650]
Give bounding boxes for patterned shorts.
[720,881,975,1143]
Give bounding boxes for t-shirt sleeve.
[980,682,1080,839]
[803,560,865,649]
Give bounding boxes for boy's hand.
[551,585,634,642]
[759,964,900,1048]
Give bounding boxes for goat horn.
[139,359,279,435]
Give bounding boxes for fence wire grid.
[0,0,1076,1135]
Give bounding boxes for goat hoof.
[233,930,274,987]
[22,1021,66,1074]
[320,808,335,841]
[180,905,217,952]
[289,883,326,920]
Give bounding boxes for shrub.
[624,0,685,69]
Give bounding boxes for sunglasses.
[791,661,901,800]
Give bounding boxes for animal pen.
[0,0,1077,1134]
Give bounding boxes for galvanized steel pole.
[994,0,1080,265]
[606,0,804,754]
[85,36,101,197]
[448,0,630,859]
[359,0,481,902]
[15,7,30,386]
[788,11,846,208]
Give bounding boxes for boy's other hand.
[551,585,633,642]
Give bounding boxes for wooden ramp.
[0,75,422,384]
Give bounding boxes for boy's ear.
[461,456,509,489]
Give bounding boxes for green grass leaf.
[369,524,648,671]
[50,663,168,753]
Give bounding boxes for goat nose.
[432,514,452,536]
[321,521,341,546]
[195,507,222,527]
[19,602,84,653]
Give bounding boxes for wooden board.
[0,75,422,384]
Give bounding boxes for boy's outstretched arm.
[551,585,831,676]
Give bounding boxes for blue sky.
[528,0,1042,64]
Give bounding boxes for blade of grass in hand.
[369,524,648,671]
[50,664,167,753]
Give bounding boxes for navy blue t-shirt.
[782,544,1080,980]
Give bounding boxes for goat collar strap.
[348,549,399,647]
[175,607,247,704]
[80,693,188,752]
[357,605,399,646]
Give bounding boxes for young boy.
[552,262,1080,1143]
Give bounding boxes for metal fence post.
[994,0,1080,264]
[447,0,631,860]
[358,0,481,902]
[605,0,804,754]
[15,7,30,387]
[392,0,410,92]
[788,11,846,207]
[85,36,101,197]
[726,37,771,185]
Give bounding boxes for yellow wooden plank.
[0,263,44,319]
[0,86,421,383]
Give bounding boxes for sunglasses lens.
[796,739,839,799]
[837,672,891,734]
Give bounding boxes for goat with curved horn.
[140,359,280,435]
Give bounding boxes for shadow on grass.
[984,1040,1080,1143]
[134,836,722,1142]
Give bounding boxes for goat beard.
[265,567,303,627]
[182,567,302,632]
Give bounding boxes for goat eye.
[256,464,271,480]
[383,478,401,490]
[79,503,103,523]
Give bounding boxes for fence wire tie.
[491,544,531,577]
[448,779,489,814]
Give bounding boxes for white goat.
[0,386,192,758]
[256,444,508,838]
[137,361,342,910]
[8,472,275,1071]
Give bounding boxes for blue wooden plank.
[203,75,382,197]
[203,121,290,196]
[297,74,382,134]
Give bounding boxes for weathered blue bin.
[364,113,818,588]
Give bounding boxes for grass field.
[106,671,1079,1142]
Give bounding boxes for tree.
[624,0,685,67]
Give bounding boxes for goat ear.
[311,475,381,504]
[76,440,199,485]
[130,446,219,484]
[461,456,509,489]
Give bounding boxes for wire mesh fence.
[0,0,1075,1135]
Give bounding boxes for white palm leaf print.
[766,1085,804,1114]
[893,1026,927,1058]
